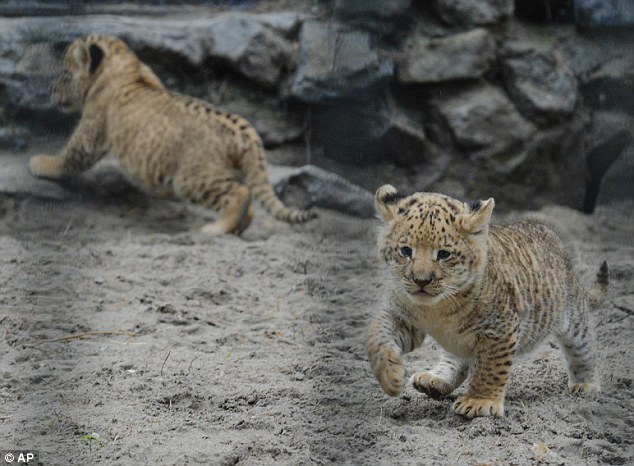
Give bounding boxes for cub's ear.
[88,44,104,73]
[72,42,90,69]
[459,198,495,234]
[72,42,104,74]
[375,184,402,222]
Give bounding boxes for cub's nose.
[413,276,433,289]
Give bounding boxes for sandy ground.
[0,147,633,466]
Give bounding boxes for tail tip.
[296,209,318,223]
[598,260,609,282]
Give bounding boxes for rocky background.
[1,2,634,465]
[0,0,633,213]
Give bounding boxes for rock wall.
[1,0,632,213]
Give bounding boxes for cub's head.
[52,34,161,113]
[52,35,112,113]
[375,184,494,306]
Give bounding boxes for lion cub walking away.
[366,185,608,418]
[29,34,315,235]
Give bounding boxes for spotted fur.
[366,184,608,418]
[29,34,316,235]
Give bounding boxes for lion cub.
[29,34,315,235]
[366,185,608,418]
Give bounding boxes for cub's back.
[486,221,575,350]
[109,88,254,186]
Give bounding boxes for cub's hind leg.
[556,299,600,395]
[200,185,251,236]
[174,169,252,236]
[411,352,468,399]
[235,206,255,236]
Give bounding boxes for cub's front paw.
[411,372,454,399]
[29,155,64,179]
[371,346,406,397]
[454,395,504,419]
[569,383,600,395]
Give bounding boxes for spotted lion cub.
[366,185,608,418]
[29,34,315,235]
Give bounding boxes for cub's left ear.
[459,198,495,234]
[375,184,402,222]
[73,42,104,74]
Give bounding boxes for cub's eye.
[399,246,413,258]
[437,250,451,261]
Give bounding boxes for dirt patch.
[0,149,632,465]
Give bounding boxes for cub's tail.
[588,261,609,308]
[241,129,316,224]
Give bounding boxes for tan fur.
[29,34,316,235]
[366,185,608,418]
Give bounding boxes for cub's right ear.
[375,184,401,221]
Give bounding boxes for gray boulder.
[429,109,590,212]
[584,111,633,212]
[0,154,70,200]
[255,11,307,38]
[397,28,496,84]
[581,56,634,114]
[376,105,450,177]
[574,0,634,28]
[0,36,62,111]
[597,145,634,207]
[290,20,393,103]
[334,0,412,34]
[0,127,28,152]
[1,74,56,113]
[0,12,300,102]
[272,165,375,218]
[309,94,449,179]
[222,97,304,148]
[334,0,412,20]
[557,35,610,80]
[309,98,390,162]
[380,119,451,189]
[433,0,513,26]
[501,49,578,125]
[202,13,297,89]
[378,111,433,166]
[429,83,537,173]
